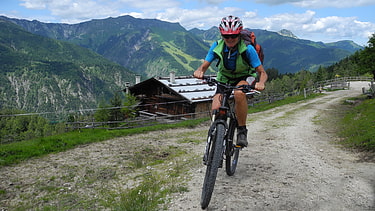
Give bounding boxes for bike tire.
[225,145,240,176]
[225,121,240,176]
[200,123,225,210]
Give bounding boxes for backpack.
[240,29,264,65]
[214,30,264,69]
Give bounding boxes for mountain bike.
[200,76,258,209]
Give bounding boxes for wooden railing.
[62,77,375,130]
[315,76,373,88]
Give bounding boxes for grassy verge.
[0,118,208,167]
[0,93,324,167]
[2,140,199,210]
[339,98,375,151]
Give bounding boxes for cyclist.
[194,15,268,147]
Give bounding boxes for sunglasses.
[222,34,240,39]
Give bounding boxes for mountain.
[190,27,363,73]
[1,15,210,78]
[277,29,298,39]
[325,40,363,52]
[1,15,363,76]
[0,19,136,113]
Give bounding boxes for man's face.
[222,34,240,48]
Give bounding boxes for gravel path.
[1,81,374,210]
[167,81,375,210]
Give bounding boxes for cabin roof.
[129,76,216,103]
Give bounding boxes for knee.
[211,94,222,110]
[234,90,246,101]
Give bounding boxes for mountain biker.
[193,15,268,147]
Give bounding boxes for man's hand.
[194,60,211,79]
[193,69,204,79]
[255,65,267,91]
[255,82,265,91]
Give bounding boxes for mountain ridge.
[1,15,363,76]
[0,19,136,113]
[0,15,364,113]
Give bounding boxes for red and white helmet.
[219,15,243,35]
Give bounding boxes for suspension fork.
[203,118,228,165]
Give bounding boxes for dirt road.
[168,81,375,210]
[1,82,374,210]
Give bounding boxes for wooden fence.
[315,76,373,90]
[362,80,375,98]
[64,76,374,130]
[65,89,316,130]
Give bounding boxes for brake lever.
[240,85,260,94]
[202,76,216,86]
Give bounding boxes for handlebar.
[202,76,258,94]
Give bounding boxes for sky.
[1,0,375,46]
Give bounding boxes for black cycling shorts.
[214,76,248,95]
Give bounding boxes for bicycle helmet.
[219,15,243,35]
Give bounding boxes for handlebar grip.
[241,84,256,93]
[202,76,216,86]
[247,84,256,90]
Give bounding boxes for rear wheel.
[226,120,240,176]
[225,144,240,176]
[201,123,225,209]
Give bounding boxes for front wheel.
[201,123,225,209]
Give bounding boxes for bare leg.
[211,94,222,111]
[234,80,248,126]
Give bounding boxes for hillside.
[191,27,363,73]
[0,19,136,113]
[1,15,211,77]
[1,15,363,75]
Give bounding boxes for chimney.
[170,71,176,84]
[125,82,130,94]
[135,75,141,84]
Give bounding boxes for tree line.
[1,34,374,144]
[265,33,375,95]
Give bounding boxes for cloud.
[128,6,374,45]
[143,6,245,29]
[15,0,375,45]
[20,0,120,23]
[255,0,375,8]
[20,0,47,10]
[198,0,227,4]
[118,0,181,11]
[293,0,375,8]
[250,10,375,44]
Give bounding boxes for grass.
[2,138,196,210]
[2,92,374,210]
[0,118,208,167]
[112,172,188,210]
[0,94,324,167]
[339,98,375,151]
[104,145,194,211]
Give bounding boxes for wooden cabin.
[128,74,216,119]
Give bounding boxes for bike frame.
[203,77,256,166]
[201,76,257,209]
